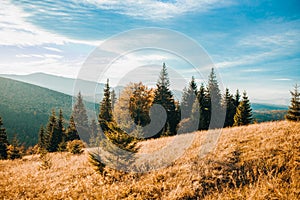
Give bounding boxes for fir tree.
[234,89,241,108]
[181,76,198,119]
[197,83,210,130]
[66,115,80,142]
[285,84,300,121]
[0,117,9,159]
[89,119,100,147]
[99,79,114,131]
[7,134,22,160]
[46,109,63,152]
[223,88,236,127]
[207,68,223,129]
[38,126,46,149]
[111,89,117,111]
[234,91,253,126]
[73,92,89,143]
[153,63,179,137]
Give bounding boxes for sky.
[0,0,299,105]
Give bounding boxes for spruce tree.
[285,84,300,121]
[7,134,22,160]
[99,79,114,131]
[73,92,89,142]
[89,119,99,146]
[234,89,241,108]
[181,76,198,119]
[0,117,9,159]
[66,115,80,142]
[153,63,179,137]
[111,89,117,111]
[38,126,46,149]
[46,109,63,152]
[207,68,223,129]
[197,83,210,130]
[223,88,236,127]
[234,91,253,126]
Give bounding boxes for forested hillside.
[0,77,97,147]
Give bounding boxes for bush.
[67,140,85,154]
[7,144,23,160]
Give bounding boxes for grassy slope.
[0,121,299,199]
[0,77,98,147]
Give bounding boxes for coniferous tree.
[38,126,46,149]
[99,79,114,131]
[89,119,99,146]
[207,68,223,129]
[285,84,300,121]
[197,83,210,130]
[153,63,179,137]
[234,91,253,126]
[66,115,80,142]
[7,134,22,160]
[181,76,198,119]
[223,88,236,127]
[57,109,66,151]
[73,92,89,142]
[0,117,9,159]
[111,89,117,111]
[45,109,64,152]
[234,89,241,108]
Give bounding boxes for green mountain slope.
[0,77,98,147]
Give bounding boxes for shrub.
[67,140,84,154]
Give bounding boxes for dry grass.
[1,121,299,199]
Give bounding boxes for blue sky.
[0,0,299,105]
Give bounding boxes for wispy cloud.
[272,78,292,81]
[0,0,101,46]
[75,0,235,20]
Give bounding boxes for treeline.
[1,64,299,160]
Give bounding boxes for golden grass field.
[0,121,299,199]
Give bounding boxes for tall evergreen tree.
[111,89,117,111]
[66,115,80,142]
[197,83,210,130]
[89,119,99,146]
[46,109,63,152]
[285,84,300,121]
[0,117,9,159]
[99,79,114,131]
[234,91,253,126]
[73,92,89,142]
[153,63,179,136]
[38,126,46,149]
[223,88,236,127]
[46,109,58,152]
[234,89,241,108]
[181,76,198,119]
[207,68,223,129]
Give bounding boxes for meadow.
[0,120,299,199]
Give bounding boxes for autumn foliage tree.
[129,82,154,126]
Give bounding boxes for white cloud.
[272,78,292,81]
[75,0,234,20]
[0,0,102,46]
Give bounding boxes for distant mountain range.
[0,73,288,146]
